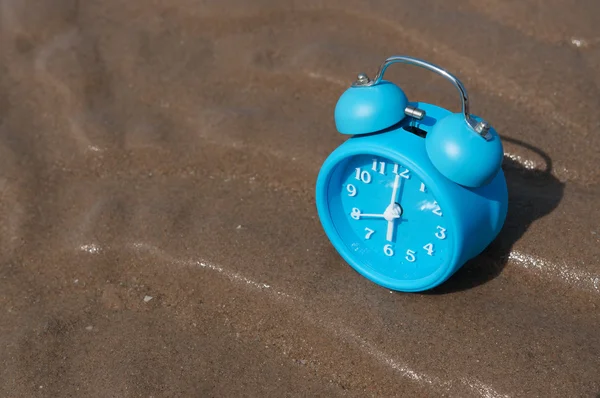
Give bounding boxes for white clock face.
[328,154,453,281]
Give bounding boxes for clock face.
[327,154,453,282]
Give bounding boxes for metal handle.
[352,55,491,139]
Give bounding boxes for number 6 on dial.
[384,244,394,257]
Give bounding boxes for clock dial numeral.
[420,183,426,192]
[364,227,375,240]
[371,159,386,175]
[423,243,434,256]
[405,249,416,262]
[346,184,357,197]
[435,226,446,240]
[432,201,443,216]
[351,207,361,220]
[392,163,409,178]
[354,168,372,184]
[384,244,394,257]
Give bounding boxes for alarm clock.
[315,55,508,292]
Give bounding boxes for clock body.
[315,102,508,292]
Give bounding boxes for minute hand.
[385,173,402,242]
[389,173,401,205]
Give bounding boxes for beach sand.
[0,0,599,396]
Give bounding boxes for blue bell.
[426,112,504,188]
[334,74,408,136]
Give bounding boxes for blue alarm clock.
[315,55,508,292]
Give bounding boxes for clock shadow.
[425,136,565,294]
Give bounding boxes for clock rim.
[316,140,463,292]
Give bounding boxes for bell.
[426,113,504,188]
[334,74,408,136]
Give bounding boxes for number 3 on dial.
[435,226,446,240]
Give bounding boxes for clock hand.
[350,208,385,220]
[386,220,395,242]
[384,203,402,241]
[390,173,400,206]
[385,172,403,242]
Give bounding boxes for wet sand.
[1,0,599,397]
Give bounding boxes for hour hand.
[350,208,384,220]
